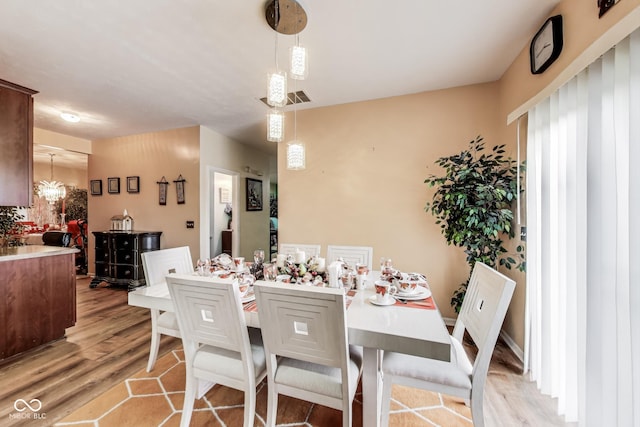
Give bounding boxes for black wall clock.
[530,15,563,75]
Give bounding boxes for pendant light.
[265,0,308,170]
[290,34,308,80]
[286,141,305,170]
[267,109,285,142]
[38,153,66,204]
[266,2,287,108]
[286,82,305,170]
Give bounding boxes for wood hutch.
[90,231,161,290]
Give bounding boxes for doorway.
[210,171,235,257]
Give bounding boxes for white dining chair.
[380,262,515,427]
[253,282,363,427]
[326,245,373,270]
[141,246,193,372]
[166,274,267,427]
[278,243,322,258]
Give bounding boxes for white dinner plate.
[369,295,396,306]
[396,287,432,300]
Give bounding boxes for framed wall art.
[127,176,140,193]
[157,176,169,205]
[107,177,120,194]
[246,178,263,211]
[598,0,620,18]
[90,179,102,196]
[173,174,186,204]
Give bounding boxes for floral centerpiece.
[278,255,327,286]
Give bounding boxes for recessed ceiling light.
[60,112,80,123]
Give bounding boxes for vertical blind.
[526,28,639,425]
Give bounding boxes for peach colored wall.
[87,126,201,271]
[34,128,92,154]
[278,0,640,354]
[500,0,640,119]
[278,83,501,322]
[495,0,640,351]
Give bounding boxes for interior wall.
[278,0,640,353]
[494,0,640,351]
[199,126,274,261]
[33,162,87,190]
[34,128,92,154]
[278,83,501,322]
[87,126,201,271]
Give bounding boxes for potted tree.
[424,136,524,312]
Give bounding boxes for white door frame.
[202,166,240,259]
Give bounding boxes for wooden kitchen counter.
[0,245,79,360]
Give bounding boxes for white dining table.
[128,272,451,427]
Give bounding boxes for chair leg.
[471,387,484,427]
[342,400,352,427]
[265,388,278,427]
[146,311,161,372]
[243,387,257,427]
[180,374,197,427]
[380,374,393,427]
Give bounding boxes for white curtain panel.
[526,28,640,425]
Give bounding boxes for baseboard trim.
[442,317,524,363]
[499,330,524,363]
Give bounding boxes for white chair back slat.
[167,276,247,354]
[142,246,193,287]
[254,283,346,368]
[455,262,516,357]
[278,243,322,258]
[326,245,373,270]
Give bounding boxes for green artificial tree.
[424,136,525,312]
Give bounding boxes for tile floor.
[55,349,472,427]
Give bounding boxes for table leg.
[362,347,381,427]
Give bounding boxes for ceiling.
[1,0,560,161]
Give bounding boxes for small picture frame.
[246,178,263,211]
[108,177,120,194]
[127,176,140,193]
[174,174,186,204]
[598,0,620,18]
[90,179,102,196]
[157,176,169,205]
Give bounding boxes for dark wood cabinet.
[221,230,232,255]
[90,231,162,290]
[0,249,76,360]
[0,79,37,207]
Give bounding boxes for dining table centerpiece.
[276,254,327,285]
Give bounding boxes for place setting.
[370,259,434,309]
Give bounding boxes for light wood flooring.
[0,277,573,427]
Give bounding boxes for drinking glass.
[254,249,265,265]
[196,259,207,276]
[263,262,277,281]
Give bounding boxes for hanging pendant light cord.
[274,0,279,70]
[294,79,297,140]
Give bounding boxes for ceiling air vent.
[260,90,310,106]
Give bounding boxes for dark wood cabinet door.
[0,80,37,206]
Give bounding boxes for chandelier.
[265,0,308,169]
[38,153,66,204]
